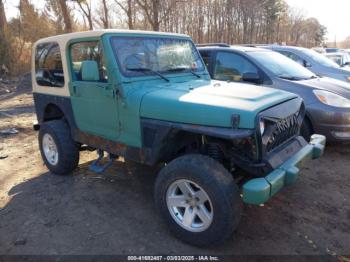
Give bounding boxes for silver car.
[325,48,345,53]
[263,45,350,84]
[325,52,350,68]
[198,45,350,142]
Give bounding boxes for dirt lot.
[0,85,349,258]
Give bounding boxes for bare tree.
[0,0,10,72]
[136,0,178,31]
[114,0,135,29]
[100,0,109,28]
[0,0,7,33]
[0,0,329,76]
[59,0,73,32]
[45,0,74,33]
[74,0,93,30]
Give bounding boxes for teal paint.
[242,135,326,205]
[242,178,271,205]
[81,61,100,81]
[140,80,297,129]
[66,36,120,141]
[66,32,298,147]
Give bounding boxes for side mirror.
[242,72,261,83]
[81,60,100,81]
[304,60,312,68]
[124,53,147,71]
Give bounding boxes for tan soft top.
[32,29,190,96]
[34,29,189,46]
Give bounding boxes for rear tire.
[154,154,241,247]
[39,120,79,175]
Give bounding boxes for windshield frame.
[249,50,316,80]
[109,35,206,78]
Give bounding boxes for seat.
[80,60,100,81]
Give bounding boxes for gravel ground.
[0,87,349,259]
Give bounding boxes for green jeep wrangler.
[32,30,326,246]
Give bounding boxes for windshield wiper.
[164,67,201,78]
[127,68,169,82]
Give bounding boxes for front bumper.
[242,134,326,205]
[307,103,350,142]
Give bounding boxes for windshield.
[251,51,315,79]
[327,53,350,66]
[327,55,342,65]
[110,36,205,77]
[342,53,350,64]
[301,48,340,68]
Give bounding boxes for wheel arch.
[141,118,254,164]
[43,103,65,122]
[33,93,78,135]
[156,129,203,162]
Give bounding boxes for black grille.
[265,112,300,152]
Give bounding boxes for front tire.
[154,154,241,247]
[39,120,79,175]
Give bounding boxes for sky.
[4,0,350,42]
[285,0,350,42]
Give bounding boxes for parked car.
[262,45,350,83]
[32,30,325,247]
[325,48,345,53]
[312,47,326,54]
[198,44,350,142]
[325,52,350,68]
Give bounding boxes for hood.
[140,80,297,129]
[339,66,350,72]
[298,77,350,99]
[327,66,350,75]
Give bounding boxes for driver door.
[69,40,119,140]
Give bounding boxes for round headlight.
[260,120,265,135]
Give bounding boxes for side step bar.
[89,149,118,173]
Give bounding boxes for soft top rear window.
[35,42,64,87]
